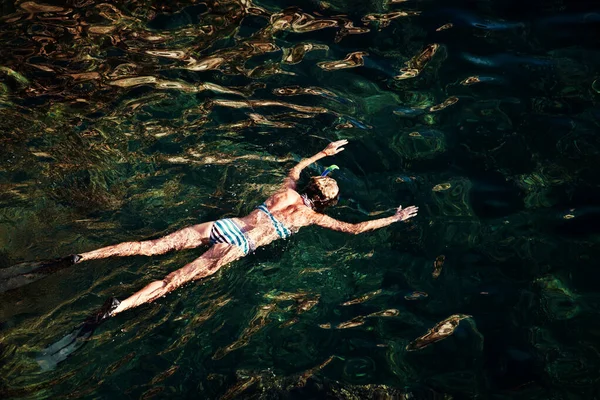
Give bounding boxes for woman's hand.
[395,205,419,221]
[321,140,348,156]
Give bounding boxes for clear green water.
[1,0,600,398]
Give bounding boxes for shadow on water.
[1,0,600,398]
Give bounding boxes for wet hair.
[302,176,339,212]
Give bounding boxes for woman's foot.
[84,297,121,325]
[37,254,82,273]
[0,254,83,293]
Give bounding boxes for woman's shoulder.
[271,188,301,201]
[264,189,302,210]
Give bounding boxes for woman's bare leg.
[111,243,244,315]
[79,222,213,261]
[1,223,212,293]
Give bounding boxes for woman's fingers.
[396,205,418,220]
[323,140,349,155]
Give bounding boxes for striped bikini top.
[257,204,292,239]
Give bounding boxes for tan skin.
[79,140,418,315]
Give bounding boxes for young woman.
[34,140,418,368]
[77,140,418,319]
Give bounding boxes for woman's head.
[302,176,339,211]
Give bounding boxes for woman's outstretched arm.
[282,139,348,190]
[309,205,419,234]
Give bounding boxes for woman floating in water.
[78,140,417,321]
[37,140,418,370]
[32,141,418,367]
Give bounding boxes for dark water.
[1,0,600,398]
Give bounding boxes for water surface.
[1,0,600,398]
